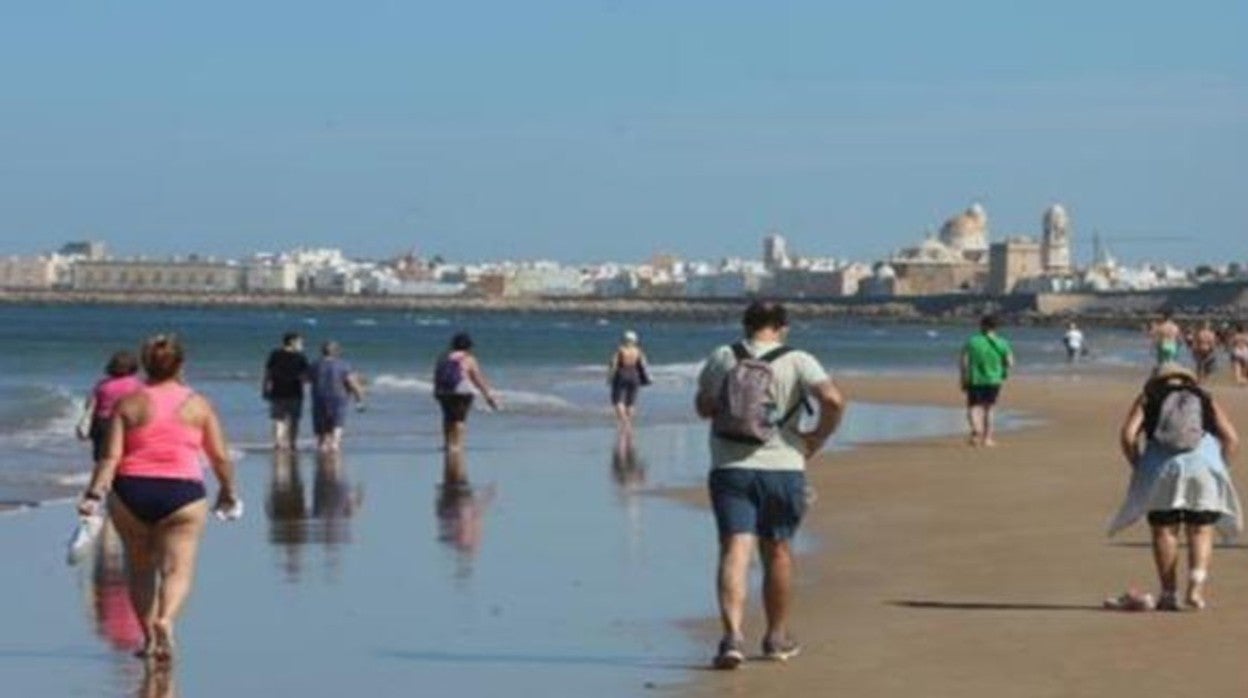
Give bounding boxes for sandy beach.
[680,370,1248,697]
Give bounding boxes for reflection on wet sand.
[265,451,364,582]
[436,448,496,581]
[610,430,647,558]
[89,523,144,652]
[610,430,646,491]
[135,662,176,698]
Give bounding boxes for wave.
[52,472,91,487]
[571,360,705,384]
[369,373,588,414]
[0,384,82,450]
[372,374,435,393]
[495,388,578,411]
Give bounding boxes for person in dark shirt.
[263,332,309,451]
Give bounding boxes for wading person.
[77,335,240,661]
[77,350,143,464]
[308,341,366,453]
[608,329,649,432]
[262,332,309,451]
[432,332,500,451]
[695,301,846,669]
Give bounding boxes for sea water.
[0,304,1150,505]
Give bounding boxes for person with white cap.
[1107,362,1241,611]
[608,329,649,431]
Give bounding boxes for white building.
[243,260,299,293]
[0,255,66,289]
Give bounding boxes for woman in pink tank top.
[76,350,143,463]
[78,334,240,663]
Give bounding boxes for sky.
[0,1,1244,266]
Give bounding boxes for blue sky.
[1,1,1243,266]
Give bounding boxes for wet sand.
[680,370,1248,697]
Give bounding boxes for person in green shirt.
[960,314,1014,447]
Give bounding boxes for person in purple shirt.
[308,341,365,453]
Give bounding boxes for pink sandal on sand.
[1103,590,1155,611]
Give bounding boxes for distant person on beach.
[1189,321,1219,383]
[1150,312,1182,366]
[433,332,501,451]
[308,341,366,453]
[1229,323,1248,386]
[1062,321,1085,363]
[1107,363,1241,610]
[959,314,1014,447]
[262,332,309,451]
[77,351,143,463]
[608,330,650,431]
[695,300,846,669]
[77,334,241,661]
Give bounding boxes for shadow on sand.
[377,649,703,671]
[1107,541,1248,549]
[889,599,1104,612]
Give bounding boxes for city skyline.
[2,1,1244,266]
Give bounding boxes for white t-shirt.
[697,340,830,472]
[1064,329,1084,351]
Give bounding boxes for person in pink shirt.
[78,335,240,662]
[76,351,144,463]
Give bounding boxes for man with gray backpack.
[695,301,846,669]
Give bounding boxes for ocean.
[0,303,1151,507]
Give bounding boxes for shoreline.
[676,368,1248,697]
[3,287,1245,327]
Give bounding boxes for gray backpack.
[712,343,804,445]
[1151,386,1207,452]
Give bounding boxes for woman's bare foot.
[152,619,176,663]
[1186,569,1209,610]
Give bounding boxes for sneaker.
[761,637,802,662]
[712,638,745,670]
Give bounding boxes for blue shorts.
[312,398,347,435]
[708,468,807,541]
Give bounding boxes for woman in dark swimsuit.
[608,330,648,431]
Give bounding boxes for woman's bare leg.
[108,495,158,655]
[152,499,209,661]
[1185,523,1214,608]
[1151,523,1181,598]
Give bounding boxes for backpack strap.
[729,343,794,363]
[759,346,795,363]
[760,345,809,426]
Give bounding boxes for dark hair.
[742,301,788,335]
[980,314,998,331]
[282,332,301,347]
[322,340,341,357]
[450,332,473,352]
[141,335,185,382]
[105,350,139,378]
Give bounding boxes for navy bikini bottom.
[112,475,206,524]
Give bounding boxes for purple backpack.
[712,343,801,445]
[434,354,464,394]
